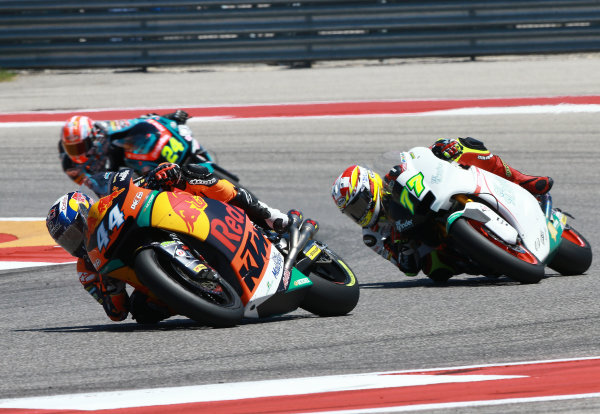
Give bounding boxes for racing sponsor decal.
[193,263,208,273]
[78,271,96,284]
[188,177,217,186]
[130,191,144,210]
[117,170,130,182]
[430,161,445,184]
[165,192,208,233]
[395,219,414,233]
[209,203,246,254]
[305,244,321,260]
[271,252,283,278]
[236,223,269,293]
[207,202,270,297]
[96,188,126,216]
[293,276,311,287]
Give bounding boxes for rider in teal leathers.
[58,110,212,196]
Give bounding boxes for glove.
[266,207,290,233]
[145,163,183,190]
[163,110,190,124]
[180,164,217,186]
[430,138,463,160]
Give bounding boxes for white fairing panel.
[243,247,286,318]
[471,167,550,261]
[398,147,550,261]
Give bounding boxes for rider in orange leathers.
[47,163,289,323]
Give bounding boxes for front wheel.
[135,248,244,327]
[548,227,592,275]
[449,218,545,284]
[299,248,359,316]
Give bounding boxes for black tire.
[449,218,544,284]
[134,248,244,327]
[548,227,593,275]
[299,248,360,316]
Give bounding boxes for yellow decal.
[151,192,210,240]
[194,263,208,273]
[406,172,425,197]
[400,187,415,215]
[337,260,356,287]
[547,222,558,241]
[161,137,186,163]
[306,245,322,260]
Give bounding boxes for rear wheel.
[135,248,244,327]
[548,227,592,275]
[449,218,544,284]
[300,248,359,316]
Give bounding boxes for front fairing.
[144,191,304,309]
[85,181,156,273]
[111,117,198,173]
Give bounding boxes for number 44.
[96,205,125,251]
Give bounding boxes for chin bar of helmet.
[283,211,319,275]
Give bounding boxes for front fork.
[149,234,212,280]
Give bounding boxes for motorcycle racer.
[59,110,212,194]
[46,163,290,324]
[331,137,554,281]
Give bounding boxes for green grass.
[0,69,16,82]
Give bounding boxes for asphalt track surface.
[0,55,599,413]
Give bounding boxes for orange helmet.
[61,115,96,164]
[331,165,383,228]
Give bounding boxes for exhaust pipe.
[283,211,319,277]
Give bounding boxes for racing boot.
[421,249,457,283]
[471,154,553,195]
[433,138,553,195]
[129,290,172,324]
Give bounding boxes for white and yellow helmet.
[331,165,383,228]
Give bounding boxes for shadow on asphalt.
[14,313,317,333]
[358,275,550,289]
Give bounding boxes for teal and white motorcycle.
[383,146,592,284]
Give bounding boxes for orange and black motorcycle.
[85,177,359,327]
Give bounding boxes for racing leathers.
[77,163,289,323]
[363,137,553,279]
[430,137,553,195]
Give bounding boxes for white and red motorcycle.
[382,146,592,284]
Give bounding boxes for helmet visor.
[55,222,84,256]
[63,137,92,164]
[342,187,373,224]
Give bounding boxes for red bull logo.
[96,188,125,216]
[166,192,207,233]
